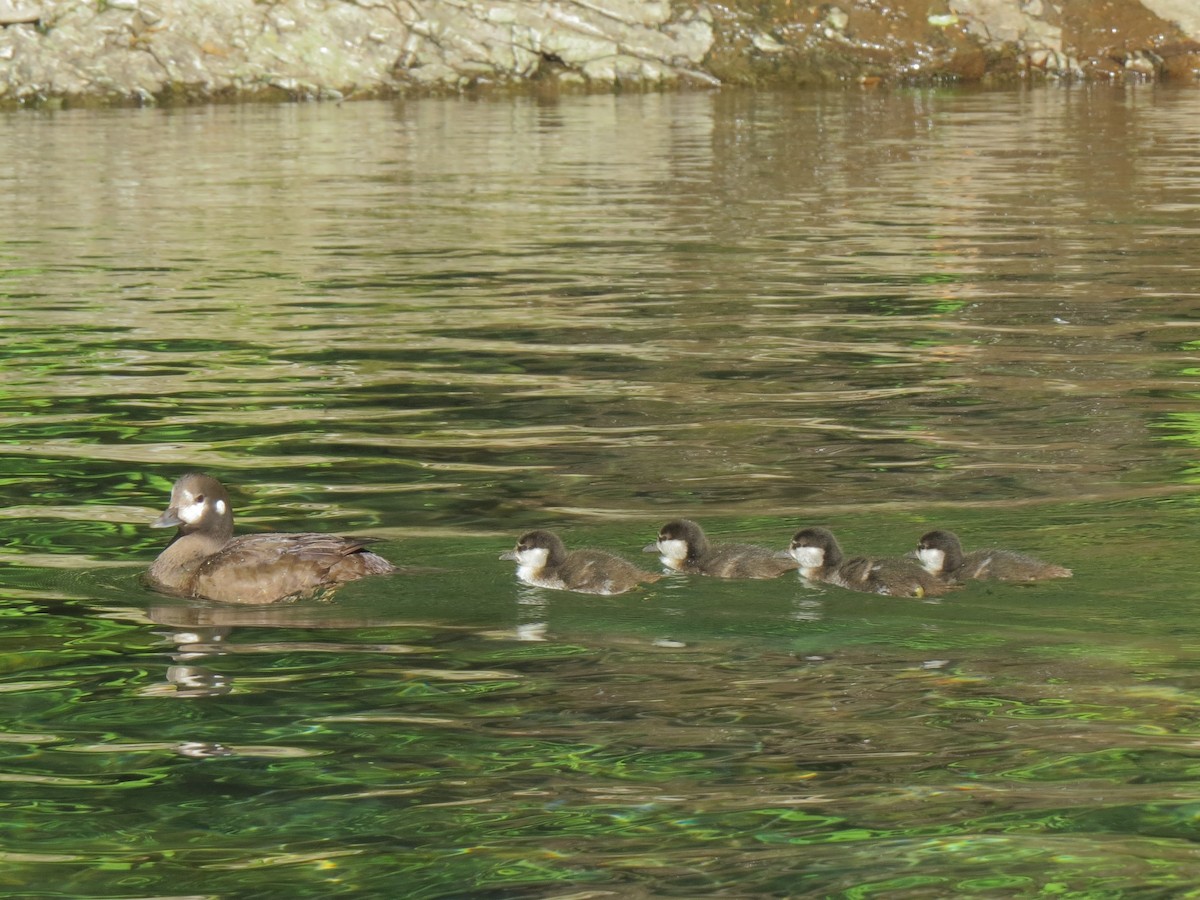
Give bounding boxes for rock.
[0,0,1197,107]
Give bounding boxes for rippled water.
[2,85,1200,897]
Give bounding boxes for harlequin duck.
[783,526,950,598]
[915,529,1072,583]
[500,530,660,595]
[146,473,396,604]
[644,518,799,579]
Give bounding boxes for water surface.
[1,85,1200,897]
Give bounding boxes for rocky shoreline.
[1,0,1198,107]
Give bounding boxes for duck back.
[691,543,799,579]
[959,548,1072,582]
[838,556,952,598]
[557,549,661,595]
[190,534,396,604]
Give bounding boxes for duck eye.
[195,494,205,503]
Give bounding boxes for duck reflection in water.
[144,600,430,702]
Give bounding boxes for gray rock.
[0,0,1197,106]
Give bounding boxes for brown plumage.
[645,518,798,579]
[916,529,1072,583]
[785,527,952,598]
[500,529,659,595]
[146,473,396,604]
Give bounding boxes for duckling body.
[501,530,660,595]
[916,529,1072,583]
[146,473,396,604]
[645,519,798,579]
[785,527,950,598]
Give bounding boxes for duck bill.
[151,508,183,529]
[498,549,518,561]
[642,542,660,554]
[773,549,794,559]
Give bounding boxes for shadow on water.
[1,86,1200,895]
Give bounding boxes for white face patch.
[177,497,208,525]
[514,546,550,577]
[214,499,226,516]
[789,546,825,570]
[916,548,944,574]
[656,538,689,568]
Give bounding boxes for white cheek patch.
[657,539,689,562]
[215,499,226,516]
[789,546,825,570]
[515,547,550,575]
[916,548,944,573]
[177,498,208,525]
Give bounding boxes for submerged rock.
[0,0,1197,107]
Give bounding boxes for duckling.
[784,527,950,598]
[500,530,660,595]
[644,518,799,579]
[916,529,1072,583]
[146,473,396,604]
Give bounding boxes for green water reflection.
[1,85,1200,896]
